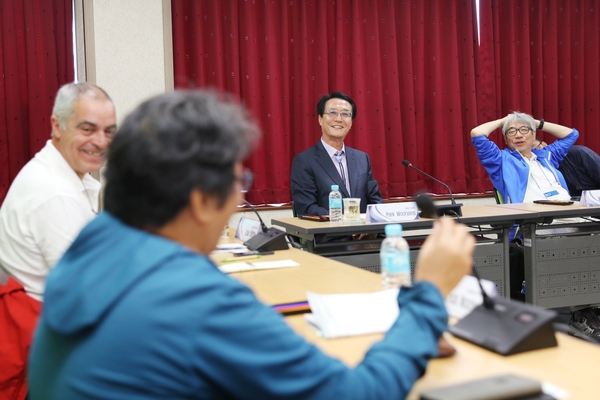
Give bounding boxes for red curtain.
[0,0,74,205]
[172,0,482,204]
[474,0,600,190]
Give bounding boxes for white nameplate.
[580,190,600,207]
[445,275,498,319]
[234,217,261,241]
[365,202,419,223]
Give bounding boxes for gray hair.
[502,111,536,136]
[104,90,261,228]
[52,82,113,131]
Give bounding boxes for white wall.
[81,0,173,123]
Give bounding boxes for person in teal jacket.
[28,90,475,399]
[471,112,578,204]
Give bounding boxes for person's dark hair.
[316,92,357,120]
[104,90,260,229]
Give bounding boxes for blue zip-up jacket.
[472,129,579,203]
[29,212,447,399]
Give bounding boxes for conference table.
[273,205,538,298]
[273,205,538,250]
[273,203,600,307]
[213,245,600,399]
[487,203,600,307]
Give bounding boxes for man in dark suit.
[291,92,383,216]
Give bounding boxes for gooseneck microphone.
[403,159,463,217]
[470,264,496,310]
[418,195,558,355]
[402,159,456,204]
[243,200,268,233]
[415,194,493,309]
[242,200,289,252]
[415,194,438,220]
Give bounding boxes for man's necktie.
[334,150,349,194]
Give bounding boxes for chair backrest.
[287,201,306,248]
[494,188,505,204]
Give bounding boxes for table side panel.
[532,234,600,308]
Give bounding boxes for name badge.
[365,202,420,223]
[544,190,559,198]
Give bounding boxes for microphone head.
[415,193,437,219]
[402,160,411,167]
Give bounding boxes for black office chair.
[493,188,504,204]
[492,188,528,301]
[287,202,304,249]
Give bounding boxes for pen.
[220,255,262,263]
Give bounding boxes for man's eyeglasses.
[325,110,352,119]
[505,126,532,137]
[238,168,254,193]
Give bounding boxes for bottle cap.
[384,224,402,236]
[331,185,339,190]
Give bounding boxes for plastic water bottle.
[380,224,411,288]
[329,185,343,223]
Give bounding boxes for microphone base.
[243,227,289,252]
[449,296,558,356]
[435,203,463,217]
[419,203,463,218]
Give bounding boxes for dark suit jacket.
[559,145,600,196]
[290,140,383,216]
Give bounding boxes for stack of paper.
[218,260,299,274]
[305,289,400,339]
[212,243,249,254]
[304,276,498,339]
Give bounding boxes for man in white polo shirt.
[0,82,116,399]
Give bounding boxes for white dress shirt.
[522,153,570,203]
[0,140,100,301]
[321,138,351,195]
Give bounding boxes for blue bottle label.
[329,198,342,208]
[381,252,410,274]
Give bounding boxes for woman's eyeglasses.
[238,168,254,193]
